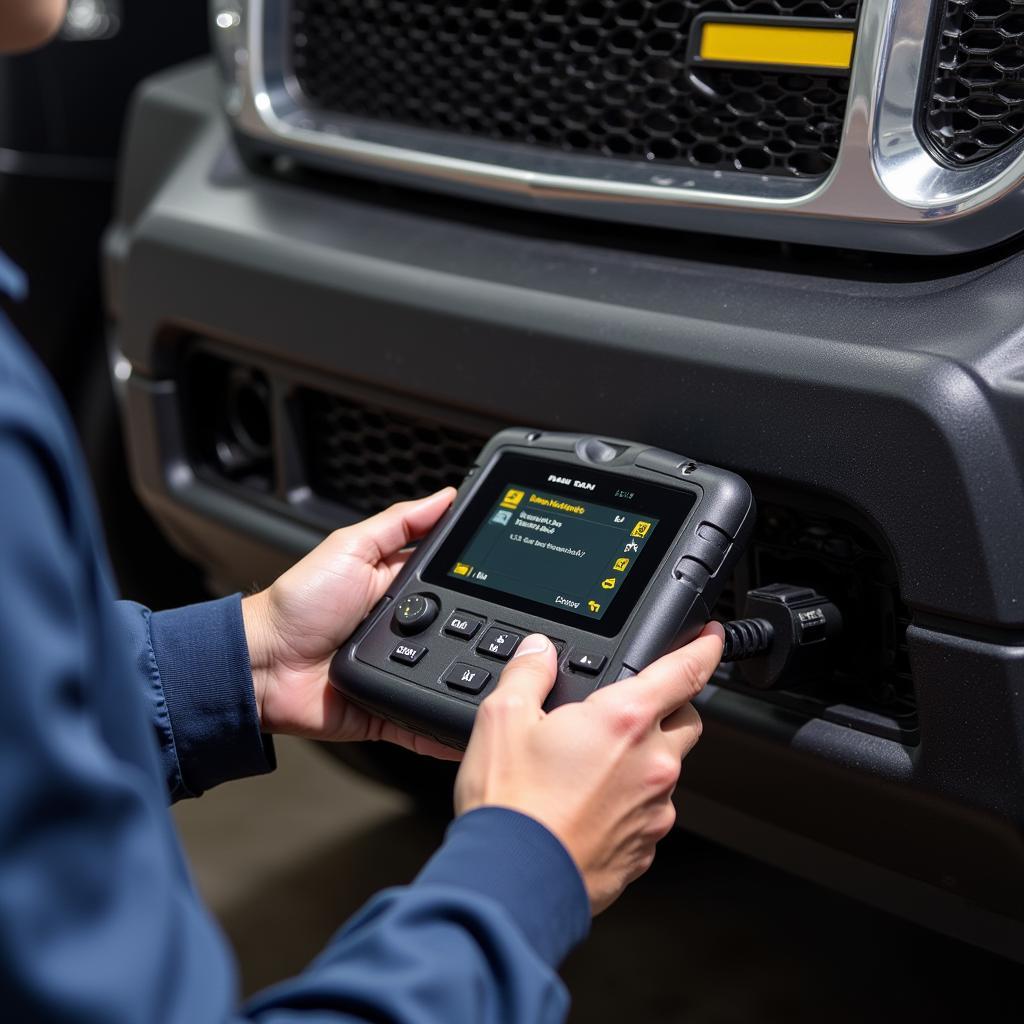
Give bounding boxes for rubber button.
[390,641,428,666]
[393,593,439,635]
[673,555,711,588]
[444,663,491,694]
[579,438,622,463]
[568,652,607,675]
[696,522,731,552]
[476,627,522,660]
[444,612,483,640]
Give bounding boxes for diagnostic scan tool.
[329,429,754,748]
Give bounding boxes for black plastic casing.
[328,430,754,747]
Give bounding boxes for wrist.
[241,589,275,728]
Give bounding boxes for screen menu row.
[445,483,659,620]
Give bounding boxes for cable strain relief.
[721,618,774,662]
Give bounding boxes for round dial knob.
[393,593,439,635]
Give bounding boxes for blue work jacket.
[0,250,588,1022]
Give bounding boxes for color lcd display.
[423,454,696,637]
[446,483,659,621]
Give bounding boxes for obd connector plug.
[721,584,842,689]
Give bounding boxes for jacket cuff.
[414,807,590,966]
[149,594,275,796]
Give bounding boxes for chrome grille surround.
[288,2,861,181]
[215,0,1024,254]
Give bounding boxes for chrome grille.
[289,0,861,179]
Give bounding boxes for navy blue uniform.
[0,251,588,1022]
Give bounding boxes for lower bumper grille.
[180,348,914,738]
[290,0,860,179]
[300,388,487,515]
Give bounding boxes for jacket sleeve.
[0,430,590,1024]
[245,807,590,1024]
[115,596,275,801]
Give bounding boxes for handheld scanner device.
[329,429,755,748]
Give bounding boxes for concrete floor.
[174,738,1022,1022]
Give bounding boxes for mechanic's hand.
[242,487,459,760]
[455,623,723,914]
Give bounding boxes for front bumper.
[107,61,1024,959]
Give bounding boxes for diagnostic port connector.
[722,584,842,690]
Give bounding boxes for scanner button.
[393,593,439,635]
[477,627,522,661]
[580,438,622,463]
[444,663,491,694]
[390,641,428,666]
[569,652,607,675]
[444,613,483,640]
[697,522,731,551]
[673,555,711,588]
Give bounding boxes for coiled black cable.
[721,618,774,662]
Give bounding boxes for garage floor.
[174,738,1022,1022]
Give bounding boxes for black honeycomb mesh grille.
[924,0,1024,164]
[290,0,860,179]
[300,388,487,514]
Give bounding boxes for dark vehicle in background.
[106,1,1024,960]
[0,0,208,605]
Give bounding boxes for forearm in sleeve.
[116,595,275,801]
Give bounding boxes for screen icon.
[452,562,473,576]
[587,600,602,613]
[600,577,618,590]
[613,557,630,572]
[491,509,512,525]
[623,540,640,553]
[500,488,525,510]
[630,520,652,538]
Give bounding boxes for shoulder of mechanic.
[0,250,76,422]
[0,250,93,538]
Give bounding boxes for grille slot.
[720,496,916,736]
[299,388,487,514]
[180,353,914,737]
[290,0,861,179]
[923,0,1024,164]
